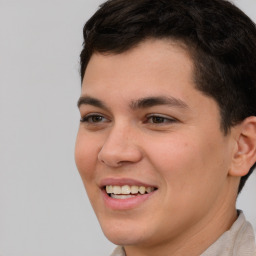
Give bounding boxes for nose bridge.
[110,121,130,144]
[98,121,142,167]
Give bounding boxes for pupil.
[92,116,102,122]
[153,116,164,123]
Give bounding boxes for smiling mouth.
[105,185,157,199]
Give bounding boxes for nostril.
[98,157,123,167]
[97,136,143,167]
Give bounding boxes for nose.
[98,124,143,168]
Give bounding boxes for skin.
[75,39,252,256]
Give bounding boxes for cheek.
[144,134,230,228]
[147,133,228,194]
[75,131,99,182]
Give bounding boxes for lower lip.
[102,189,157,210]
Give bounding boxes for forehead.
[82,39,195,95]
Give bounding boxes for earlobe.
[229,116,256,177]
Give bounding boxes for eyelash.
[80,113,177,125]
[80,114,108,123]
[145,114,177,124]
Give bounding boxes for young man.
[75,0,256,255]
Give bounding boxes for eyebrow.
[77,95,188,110]
[77,96,109,111]
[130,96,189,110]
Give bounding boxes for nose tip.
[98,147,142,167]
[97,130,143,168]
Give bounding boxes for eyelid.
[145,113,178,124]
[80,112,110,123]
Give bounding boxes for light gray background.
[0,0,255,255]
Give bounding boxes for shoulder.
[110,246,126,256]
[202,211,256,256]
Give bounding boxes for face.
[75,39,236,249]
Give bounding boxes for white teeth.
[131,185,139,194]
[111,194,135,199]
[106,185,113,194]
[113,186,122,194]
[105,185,155,196]
[146,187,154,193]
[139,186,146,194]
[121,185,131,194]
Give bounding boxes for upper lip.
[99,178,158,189]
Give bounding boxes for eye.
[145,114,177,124]
[80,114,108,123]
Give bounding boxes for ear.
[229,116,256,177]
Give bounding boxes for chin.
[99,217,151,246]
